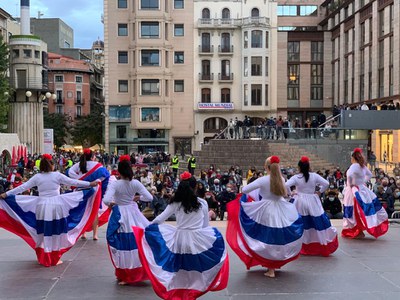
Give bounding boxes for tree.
[43,111,69,148]
[0,34,10,132]
[71,102,103,147]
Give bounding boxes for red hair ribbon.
[42,154,52,160]
[270,156,280,164]
[353,148,362,154]
[300,156,310,163]
[119,155,130,162]
[83,148,92,155]
[180,171,192,181]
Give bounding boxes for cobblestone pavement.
[1,220,400,300]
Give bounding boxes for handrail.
[318,114,340,128]
[214,126,229,139]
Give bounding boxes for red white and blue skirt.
[133,224,229,300]
[227,193,304,270]
[292,193,338,256]
[0,187,101,266]
[106,203,149,283]
[342,185,388,238]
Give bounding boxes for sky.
[1,0,104,49]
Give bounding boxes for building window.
[244,57,248,77]
[141,0,159,10]
[221,33,230,52]
[12,49,19,58]
[251,8,259,17]
[311,41,323,62]
[251,84,262,106]
[244,31,248,48]
[288,64,299,100]
[56,90,63,102]
[55,75,64,82]
[222,8,230,19]
[201,60,211,79]
[174,80,184,92]
[76,106,82,117]
[23,49,31,58]
[142,79,159,95]
[56,105,63,114]
[311,65,323,100]
[202,8,210,19]
[244,84,248,106]
[360,22,365,46]
[265,84,268,106]
[251,56,262,76]
[201,88,211,103]
[118,80,128,93]
[221,60,230,79]
[141,22,159,38]
[288,41,300,61]
[118,51,128,64]
[76,91,82,102]
[201,33,211,52]
[251,30,262,48]
[265,31,269,49]
[35,50,40,59]
[118,0,127,8]
[174,51,184,64]
[141,50,159,66]
[221,88,230,103]
[174,24,184,36]
[174,0,184,9]
[300,5,318,16]
[76,76,83,83]
[265,57,269,77]
[118,24,128,36]
[116,126,127,139]
[390,4,394,33]
[379,10,384,37]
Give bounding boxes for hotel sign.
[198,103,234,110]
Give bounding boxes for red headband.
[180,171,192,181]
[300,156,310,163]
[83,148,91,155]
[270,156,280,164]
[353,148,362,154]
[119,155,130,162]
[42,154,52,160]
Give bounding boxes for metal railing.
[218,73,234,81]
[198,73,214,81]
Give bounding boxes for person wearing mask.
[323,190,343,219]
[17,157,25,177]
[285,156,338,256]
[67,149,110,240]
[376,178,394,216]
[227,156,303,278]
[217,184,236,221]
[103,155,153,285]
[7,169,21,184]
[0,154,99,266]
[133,175,229,299]
[342,148,388,239]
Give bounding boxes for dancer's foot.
[354,231,365,239]
[93,236,98,241]
[118,281,128,286]
[56,260,63,265]
[81,234,87,240]
[264,269,275,278]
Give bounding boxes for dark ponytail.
[40,158,54,173]
[118,160,133,180]
[352,151,365,167]
[298,160,310,183]
[79,150,93,173]
[171,180,200,214]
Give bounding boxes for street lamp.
[289,73,297,82]
[25,91,32,97]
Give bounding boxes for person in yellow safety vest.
[187,154,196,175]
[67,158,73,169]
[35,157,41,169]
[171,154,180,178]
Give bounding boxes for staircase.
[194,139,336,173]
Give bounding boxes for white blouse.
[152,198,209,230]
[103,179,153,206]
[242,175,285,201]
[346,163,372,186]
[6,172,91,197]
[285,172,329,194]
[68,161,103,179]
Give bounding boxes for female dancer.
[133,175,229,300]
[0,154,100,267]
[103,155,153,285]
[227,156,304,278]
[67,149,110,240]
[285,156,338,256]
[342,148,388,238]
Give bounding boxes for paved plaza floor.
[1,220,400,300]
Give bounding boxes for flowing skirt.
[293,193,338,256]
[133,224,229,300]
[106,204,149,283]
[342,185,388,238]
[0,187,101,266]
[227,193,303,270]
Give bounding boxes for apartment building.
[104,0,195,155]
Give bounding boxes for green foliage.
[71,102,103,147]
[0,34,10,132]
[43,111,69,148]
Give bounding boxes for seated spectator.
[217,185,236,221]
[323,190,343,219]
[375,179,394,215]
[205,191,218,221]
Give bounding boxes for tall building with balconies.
[104,0,195,155]
[193,0,278,148]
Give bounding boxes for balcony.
[218,45,234,55]
[53,98,65,104]
[242,17,270,27]
[198,45,214,56]
[218,73,234,82]
[199,73,214,83]
[197,18,241,28]
[9,77,46,91]
[75,99,85,105]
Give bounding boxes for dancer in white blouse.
[227,156,303,278]
[285,156,338,256]
[134,175,229,300]
[342,148,388,238]
[103,155,153,285]
[0,154,99,266]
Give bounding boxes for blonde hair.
[265,157,286,197]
